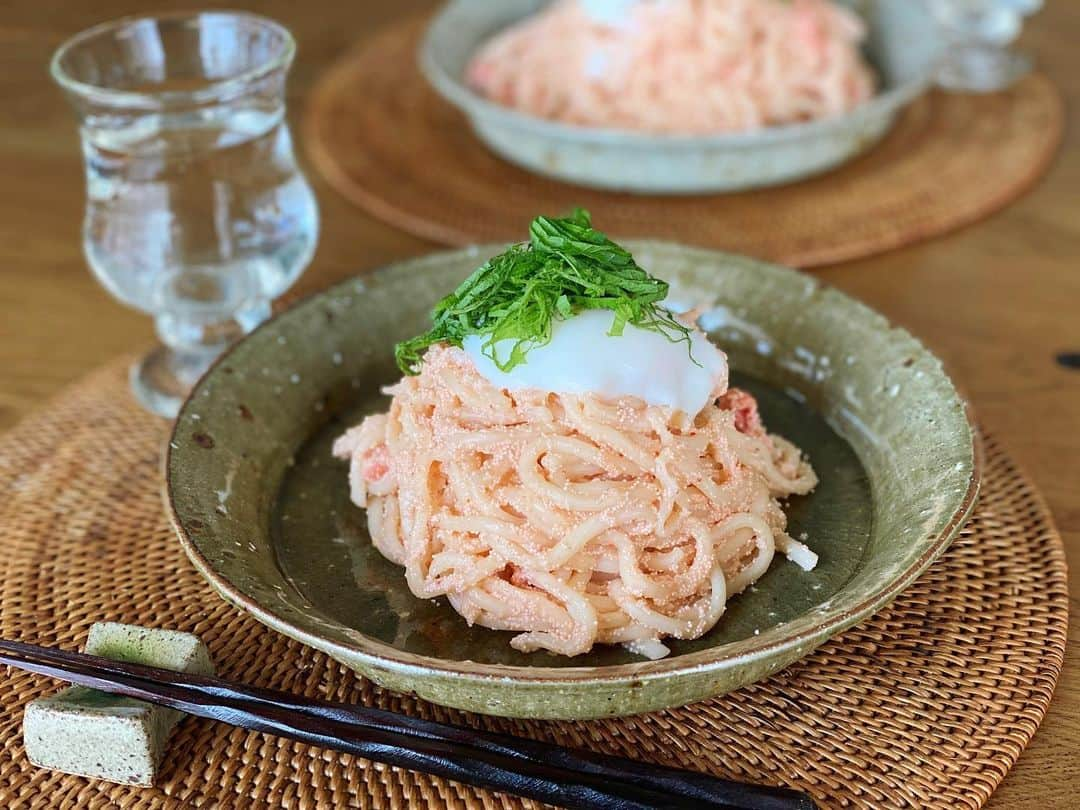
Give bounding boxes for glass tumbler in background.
[51,12,319,417]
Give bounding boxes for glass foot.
[130,344,217,419]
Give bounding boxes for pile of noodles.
[334,344,817,659]
[466,0,874,134]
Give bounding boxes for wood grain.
[0,1,1076,806]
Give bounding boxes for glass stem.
[155,297,272,388]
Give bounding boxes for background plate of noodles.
[167,242,978,719]
[420,0,944,193]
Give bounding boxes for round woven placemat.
[305,18,1064,267]
[0,358,1067,809]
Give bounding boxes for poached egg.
[463,309,727,416]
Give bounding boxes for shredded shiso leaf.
[395,209,693,374]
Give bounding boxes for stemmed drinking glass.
[51,12,319,417]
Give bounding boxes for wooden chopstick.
[0,640,816,810]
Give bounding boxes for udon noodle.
[466,0,875,134]
[334,344,817,659]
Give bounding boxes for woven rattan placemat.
[304,18,1064,268]
[0,358,1067,809]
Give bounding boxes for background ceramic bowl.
[167,243,978,720]
[420,0,944,193]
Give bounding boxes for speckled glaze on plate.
[420,0,943,193]
[166,243,979,719]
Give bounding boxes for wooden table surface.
[1,1,1076,806]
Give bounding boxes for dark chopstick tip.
[1055,351,1080,370]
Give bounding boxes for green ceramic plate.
[166,243,980,720]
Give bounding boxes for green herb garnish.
[394,209,693,374]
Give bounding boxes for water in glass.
[84,106,316,317]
